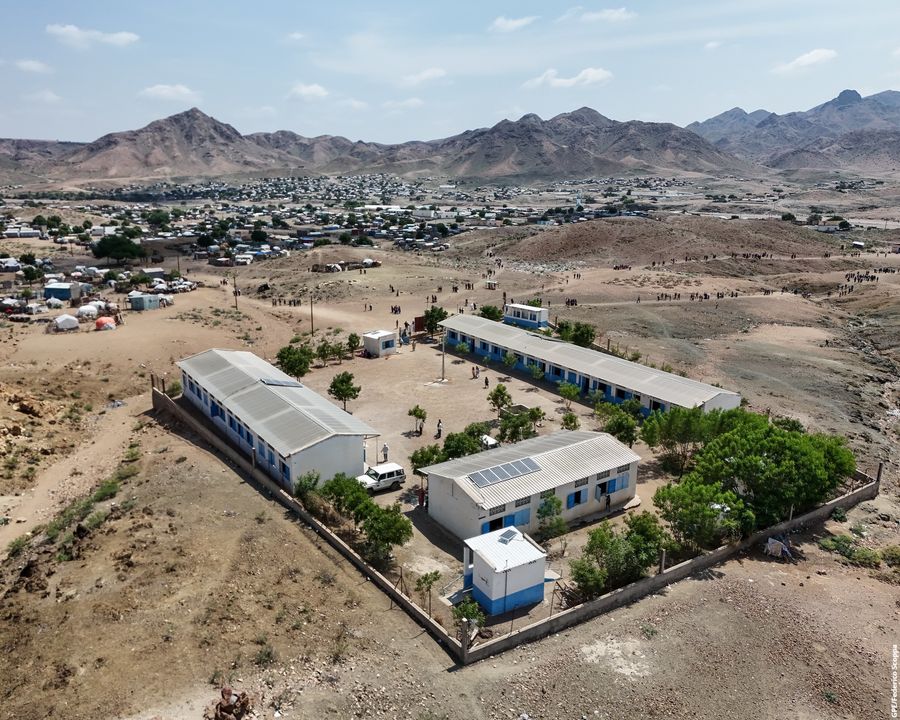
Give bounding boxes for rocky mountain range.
[0,89,897,184]
[687,89,900,172]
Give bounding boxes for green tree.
[316,340,332,367]
[19,252,36,266]
[423,306,449,338]
[321,472,372,521]
[455,341,470,355]
[603,410,638,447]
[487,383,512,420]
[653,477,753,550]
[624,511,675,568]
[21,266,43,285]
[328,371,361,411]
[640,406,706,473]
[146,209,170,227]
[347,332,361,356]
[529,363,545,381]
[498,411,535,443]
[478,305,504,321]
[361,503,413,567]
[689,425,854,528]
[781,212,796,222]
[276,344,313,378]
[31,214,47,227]
[409,444,446,472]
[561,412,580,430]
[558,381,580,410]
[528,406,545,432]
[442,431,483,460]
[536,494,567,541]
[502,351,517,370]
[415,570,442,616]
[452,596,485,632]
[571,322,596,347]
[92,235,146,264]
[408,404,427,433]
[293,470,321,503]
[250,228,268,243]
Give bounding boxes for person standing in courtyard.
[382,443,389,463]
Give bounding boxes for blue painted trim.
[471,581,545,615]
[463,571,473,589]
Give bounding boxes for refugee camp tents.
[45,297,64,308]
[75,305,98,320]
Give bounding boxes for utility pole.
[232,272,239,311]
[309,293,314,335]
[441,329,446,381]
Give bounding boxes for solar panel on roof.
[468,457,542,488]
[498,528,517,544]
[260,378,303,388]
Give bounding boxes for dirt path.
[0,394,141,548]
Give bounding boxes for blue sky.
[2,1,900,143]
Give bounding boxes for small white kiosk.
[462,527,546,615]
[363,330,398,358]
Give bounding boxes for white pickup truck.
[357,463,406,493]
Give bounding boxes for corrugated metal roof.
[440,315,739,409]
[464,527,546,571]
[422,431,641,509]
[176,349,377,457]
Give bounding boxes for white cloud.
[556,7,634,23]
[489,16,538,33]
[382,97,424,110]
[401,67,446,86]
[15,59,52,73]
[341,98,369,110]
[138,84,200,101]
[26,90,61,104]
[46,24,139,49]
[524,67,613,89]
[288,82,329,99]
[286,32,305,42]
[581,8,635,22]
[773,48,837,74]
[704,40,722,50]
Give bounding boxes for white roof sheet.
[422,430,640,509]
[177,349,378,457]
[440,315,739,409]
[464,527,546,571]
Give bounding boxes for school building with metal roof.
[440,314,741,413]
[421,430,640,540]
[177,349,378,490]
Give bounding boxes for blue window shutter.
[567,493,576,509]
[481,522,491,534]
[503,514,516,528]
[579,490,586,504]
[515,509,531,526]
[620,475,628,489]
[608,478,617,494]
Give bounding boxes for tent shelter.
[52,314,79,332]
[95,316,116,331]
[75,305,98,320]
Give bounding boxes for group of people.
[390,305,402,314]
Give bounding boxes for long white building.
[421,431,640,540]
[177,349,378,490]
[441,314,740,414]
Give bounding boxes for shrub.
[830,506,847,522]
[882,545,900,567]
[848,547,881,568]
[7,535,29,557]
[164,380,182,398]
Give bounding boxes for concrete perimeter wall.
[152,387,879,666]
[465,468,880,663]
[151,388,463,660]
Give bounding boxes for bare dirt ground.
[1,214,899,719]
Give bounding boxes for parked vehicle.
[356,463,406,493]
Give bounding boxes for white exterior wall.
[292,435,367,485]
[702,392,742,412]
[427,473,484,540]
[428,460,639,541]
[472,552,545,601]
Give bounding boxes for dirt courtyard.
[1,214,899,719]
